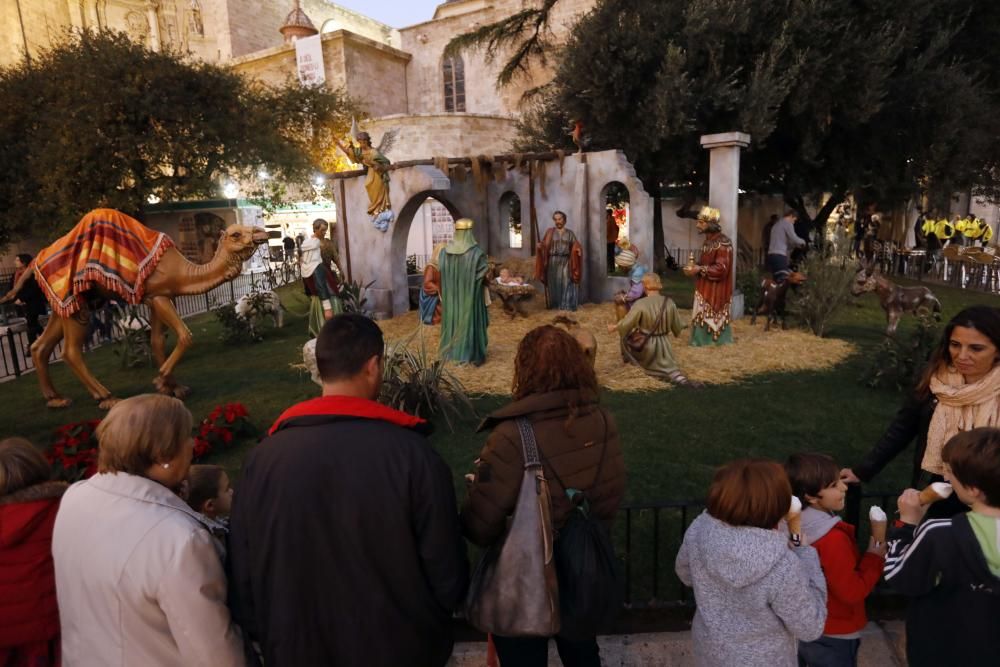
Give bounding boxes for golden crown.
[454,218,474,230]
[697,206,721,223]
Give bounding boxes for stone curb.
[448,622,903,666]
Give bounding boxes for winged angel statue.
[335,120,399,232]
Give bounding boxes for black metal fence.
[617,486,898,608]
[0,268,295,383]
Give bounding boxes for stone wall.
[364,114,519,163]
[231,31,409,117]
[331,149,647,317]
[398,0,594,117]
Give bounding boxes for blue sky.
[335,0,444,28]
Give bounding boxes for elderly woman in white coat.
[52,394,245,666]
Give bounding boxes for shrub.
[111,305,154,368]
[193,402,256,461]
[379,336,475,431]
[337,279,375,314]
[214,301,262,343]
[861,313,939,391]
[788,242,857,337]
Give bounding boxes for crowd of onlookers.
[1,307,999,667]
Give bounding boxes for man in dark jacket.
[229,314,468,666]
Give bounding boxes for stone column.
[700,132,750,293]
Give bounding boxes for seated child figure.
[884,427,1000,667]
[786,453,886,666]
[184,464,234,557]
[495,267,525,286]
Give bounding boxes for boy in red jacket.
[786,453,887,666]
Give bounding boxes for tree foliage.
[0,30,357,247]
[501,0,1000,229]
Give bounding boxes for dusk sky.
[334,0,444,28]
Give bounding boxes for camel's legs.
[30,314,68,406]
[60,315,117,408]
[148,296,193,397]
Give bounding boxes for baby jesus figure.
[495,268,526,286]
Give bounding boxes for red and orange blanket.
[33,209,174,318]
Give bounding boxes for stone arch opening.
[391,191,462,315]
[602,181,632,276]
[499,191,523,251]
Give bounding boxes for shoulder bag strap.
[652,295,670,333]
[516,417,541,468]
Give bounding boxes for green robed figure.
[438,218,489,365]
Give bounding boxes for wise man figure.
[682,206,733,346]
[438,219,489,365]
[534,210,583,311]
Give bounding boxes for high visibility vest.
[921,218,937,236]
[935,219,955,239]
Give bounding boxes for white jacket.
[52,472,245,666]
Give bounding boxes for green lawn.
[2,276,998,605]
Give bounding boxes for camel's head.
[219,225,269,261]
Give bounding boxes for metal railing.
[617,486,898,608]
[0,267,297,383]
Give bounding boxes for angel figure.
[335,125,398,232]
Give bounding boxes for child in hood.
[676,459,827,667]
[885,427,1000,667]
[786,453,886,666]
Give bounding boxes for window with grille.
[443,56,466,113]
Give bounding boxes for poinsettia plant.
[46,420,101,481]
[193,402,256,462]
[46,402,256,480]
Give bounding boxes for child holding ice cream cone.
[785,453,887,667]
[884,428,1000,667]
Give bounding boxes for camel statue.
[1,208,266,408]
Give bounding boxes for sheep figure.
[234,291,284,334]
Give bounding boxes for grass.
[2,274,998,606]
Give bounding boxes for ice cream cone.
[869,505,887,543]
[918,482,953,506]
[786,496,803,540]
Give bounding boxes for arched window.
[443,55,466,113]
[602,182,631,275]
[500,192,522,248]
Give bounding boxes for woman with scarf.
[842,306,1000,518]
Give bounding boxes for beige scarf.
[923,364,1000,474]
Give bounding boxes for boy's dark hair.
[785,453,840,502]
[316,314,383,382]
[186,464,225,514]
[942,427,1000,507]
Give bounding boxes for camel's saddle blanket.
[33,208,174,318]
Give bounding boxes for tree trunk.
[650,180,665,273]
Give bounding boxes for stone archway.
[389,190,463,316]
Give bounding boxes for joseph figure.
[682,206,734,346]
[534,210,583,311]
[438,219,489,365]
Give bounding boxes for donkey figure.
[852,259,941,336]
[751,271,806,331]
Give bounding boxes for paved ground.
[449,621,907,666]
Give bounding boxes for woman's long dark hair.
[512,325,598,400]
[916,306,1000,398]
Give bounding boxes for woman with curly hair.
[461,325,625,666]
